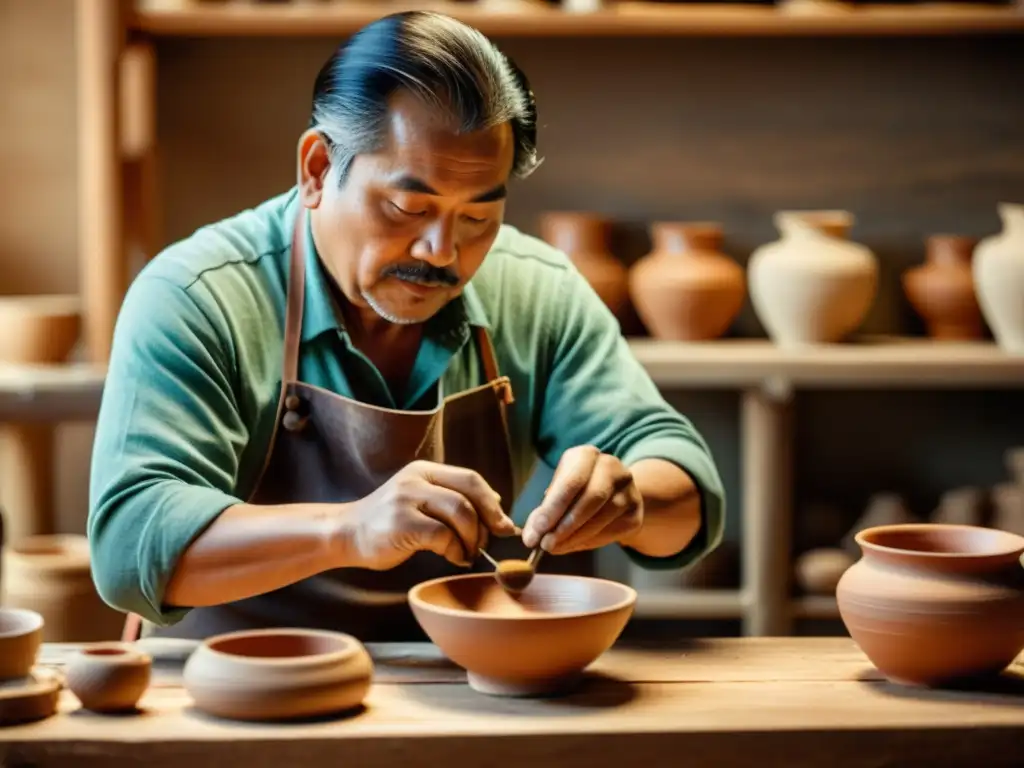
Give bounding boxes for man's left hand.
[521,445,643,555]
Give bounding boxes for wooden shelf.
[629,337,1024,389]
[130,0,1024,37]
[634,588,745,619]
[0,337,1020,419]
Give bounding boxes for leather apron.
[121,209,526,643]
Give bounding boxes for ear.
[297,129,331,208]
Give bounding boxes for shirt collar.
[292,201,492,343]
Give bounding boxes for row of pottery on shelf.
[541,202,1024,350]
[0,570,639,724]
[795,448,1024,596]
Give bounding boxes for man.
[88,11,725,641]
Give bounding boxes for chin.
[363,290,444,326]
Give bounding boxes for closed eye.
[388,200,425,217]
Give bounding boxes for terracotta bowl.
[0,608,44,681]
[409,573,637,697]
[0,294,81,364]
[66,643,152,713]
[182,628,373,722]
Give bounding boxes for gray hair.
[310,11,541,183]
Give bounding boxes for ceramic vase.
[629,222,745,341]
[1,534,123,642]
[836,523,1024,687]
[748,210,877,347]
[974,203,1024,353]
[66,644,152,713]
[902,235,983,340]
[539,212,631,326]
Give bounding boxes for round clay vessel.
[182,628,373,722]
[794,548,855,595]
[0,608,44,681]
[66,643,152,713]
[902,235,983,340]
[629,222,745,341]
[974,203,1024,353]
[409,573,636,697]
[748,210,877,347]
[539,212,631,325]
[836,523,1024,687]
[0,295,81,363]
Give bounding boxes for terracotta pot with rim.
[902,235,983,340]
[629,222,745,341]
[836,523,1024,687]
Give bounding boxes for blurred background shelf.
[634,588,745,618]
[132,0,1024,37]
[3,337,1021,419]
[792,595,840,619]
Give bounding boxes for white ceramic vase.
[973,203,1024,354]
[748,211,878,347]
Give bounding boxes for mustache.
[383,263,460,287]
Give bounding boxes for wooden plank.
[130,0,1024,37]
[0,364,105,421]
[2,675,1023,768]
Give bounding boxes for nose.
[411,217,457,268]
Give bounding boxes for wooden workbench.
[2,637,1022,767]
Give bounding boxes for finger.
[403,509,465,566]
[419,486,483,565]
[541,454,631,551]
[554,490,641,554]
[416,461,515,537]
[523,446,599,549]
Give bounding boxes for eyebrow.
[391,175,507,203]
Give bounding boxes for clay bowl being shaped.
[409,573,637,697]
[66,643,152,713]
[182,628,373,722]
[837,523,1024,687]
[0,608,44,681]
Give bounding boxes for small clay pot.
[538,212,631,326]
[183,629,373,722]
[66,644,152,713]
[410,573,635,697]
[930,486,989,528]
[842,492,917,557]
[837,523,1024,687]
[629,222,745,341]
[0,295,81,364]
[974,202,1024,353]
[794,548,856,595]
[0,608,44,681]
[991,483,1024,537]
[902,235,983,340]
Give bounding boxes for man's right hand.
[343,460,516,570]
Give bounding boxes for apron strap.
[474,325,501,383]
[283,206,308,383]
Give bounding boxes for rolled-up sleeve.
[88,273,247,626]
[533,266,726,571]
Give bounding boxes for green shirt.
[88,187,726,626]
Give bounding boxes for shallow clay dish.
[837,523,1024,687]
[0,608,44,681]
[66,643,152,713]
[409,573,637,697]
[0,669,61,726]
[183,628,373,722]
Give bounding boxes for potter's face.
[299,92,514,325]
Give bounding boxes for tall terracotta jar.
[902,235,983,341]
[974,203,1024,353]
[1,534,123,642]
[629,222,745,341]
[539,212,631,326]
[748,210,877,347]
[836,523,1024,687]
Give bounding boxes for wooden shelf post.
[76,0,130,363]
[740,382,794,636]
